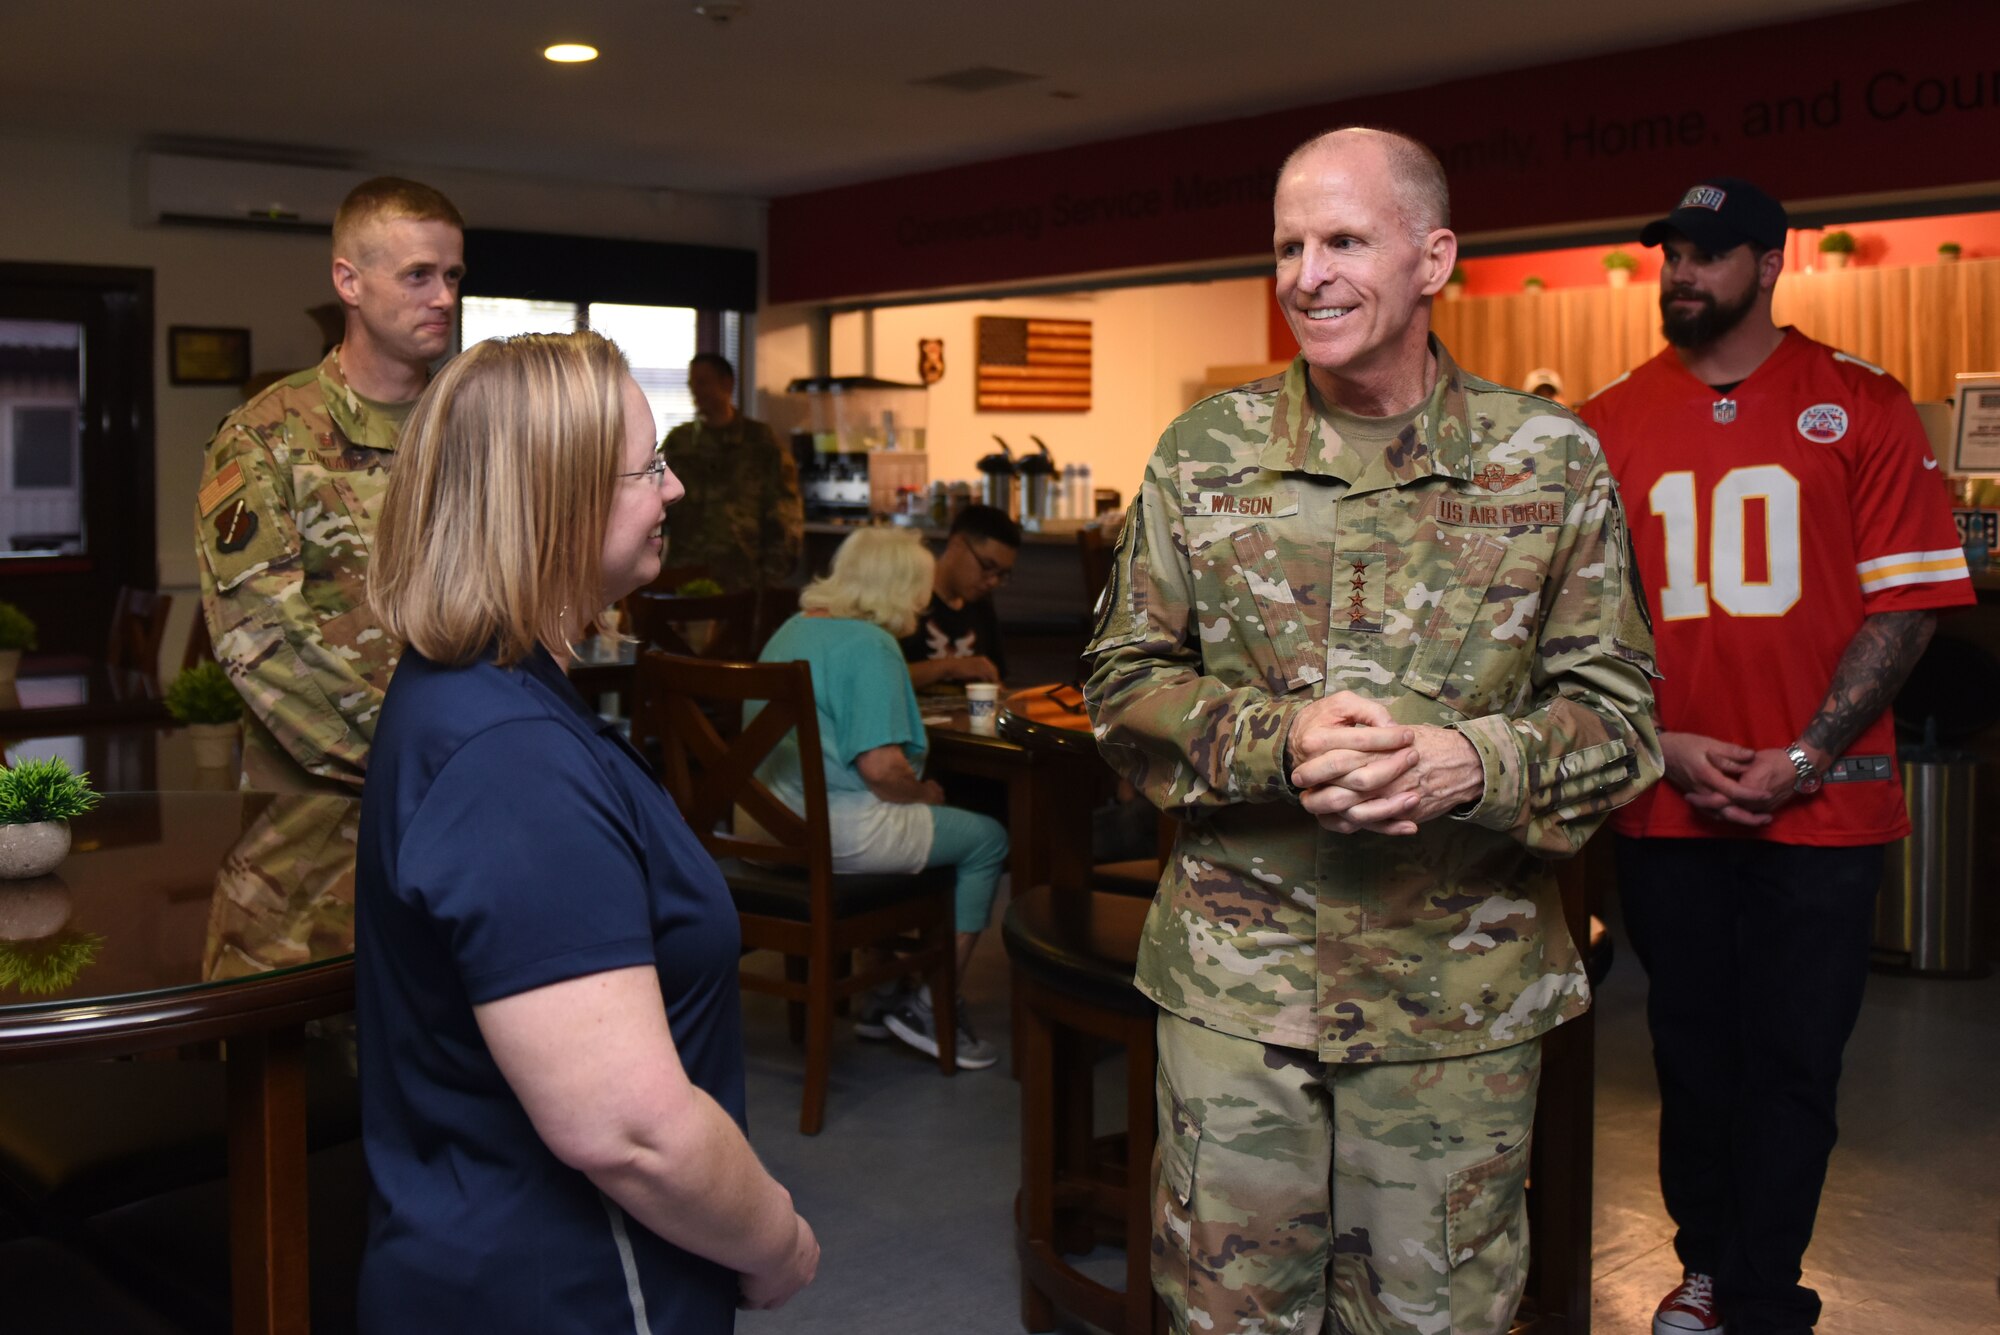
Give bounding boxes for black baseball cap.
[1639,178,1789,252]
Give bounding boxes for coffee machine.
[772,376,929,521]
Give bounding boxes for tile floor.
[739,913,2000,1334]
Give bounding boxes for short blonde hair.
[371,331,627,667]
[332,176,464,260]
[798,526,933,639]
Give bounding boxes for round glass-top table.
[0,790,359,1335]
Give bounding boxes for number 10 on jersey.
[1649,465,1802,619]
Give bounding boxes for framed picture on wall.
[168,326,252,386]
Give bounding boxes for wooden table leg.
[229,1026,312,1335]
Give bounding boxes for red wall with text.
[771,0,2000,305]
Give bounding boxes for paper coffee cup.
[965,681,1000,735]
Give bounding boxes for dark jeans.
[1615,835,1884,1335]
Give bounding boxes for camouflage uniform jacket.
[195,349,402,794]
[661,413,804,588]
[1084,342,1661,1063]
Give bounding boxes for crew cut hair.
[1282,126,1450,242]
[372,331,628,668]
[332,176,465,258]
[797,525,934,640]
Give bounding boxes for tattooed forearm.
[1799,610,1936,760]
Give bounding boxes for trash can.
[1874,747,1987,977]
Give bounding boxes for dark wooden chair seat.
[0,1044,357,1229]
[715,857,957,923]
[632,651,959,1135]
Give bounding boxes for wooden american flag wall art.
[974,315,1092,412]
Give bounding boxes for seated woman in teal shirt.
[751,526,1009,1069]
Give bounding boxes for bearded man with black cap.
[1581,179,1973,1335]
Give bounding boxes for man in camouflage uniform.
[195,177,464,792]
[660,352,803,589]
[1084,127,1662,1334]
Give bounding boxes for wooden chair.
[181,608,215,672]
[1077,525,1115,613]
[106,587,172,691]
[752,585,801,656]
[634,651,959,1135]
[626,589,758,661]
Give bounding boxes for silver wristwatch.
[1784,743,1823,795]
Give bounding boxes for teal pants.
[924,804,1008,933]
[1154,1011,1543,1335]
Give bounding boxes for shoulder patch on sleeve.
[198,459,245,517]
[1832,350,1887,376]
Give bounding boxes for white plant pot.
[187,721,239,770]
[0,821,70,880]
[1821,251,1850,269]
[1442,283,1466,302]
[1938,252,1960,264]
[1606,268,1631,288]
[0,649,19,685]
[0,875,72,940]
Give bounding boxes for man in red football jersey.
[1582,179,1973,1335]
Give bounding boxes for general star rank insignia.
[214,498,257,553]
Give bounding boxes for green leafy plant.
[677,577,724,597]
[0,758,101,825]
[1818,230,1857,254]
[165,661,243,725]
[0,930,103,994]
[1446,265,1467,286]
[1522,275,1546,290]
[0,602,35,652]
[1602,250,1639,272]
[1938,241,1962,258]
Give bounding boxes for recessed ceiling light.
[543,43,599,63]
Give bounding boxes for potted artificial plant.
[1938,241,1962,264]
[0,601,34,685]
[0,757,100,879]
[1522,275,1546,293]
[1818,230,1857,269]
[1442,265,1467,301]
[0,872,102,995]
[165,660,243,769]
[1603,250,1639,288]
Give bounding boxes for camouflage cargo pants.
[1153,1011,1542,1335]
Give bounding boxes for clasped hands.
[1660,732,1820,828]
[1286,691,1484,836]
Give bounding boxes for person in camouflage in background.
[660,352,803,589]
[194,177,464,792]
[1083,127,1663,1334]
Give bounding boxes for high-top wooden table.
[0,790,358,1335]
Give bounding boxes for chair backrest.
[627,590,758,661]
[181,608,215,672]
[752,585,801,655]
[1078,525,1114,608]
[633,651,833,882]
[107,587,172,687]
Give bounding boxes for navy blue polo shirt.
[356,645,745,1334]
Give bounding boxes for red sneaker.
[1654,1272,1724,1334]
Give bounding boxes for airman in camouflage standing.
[660,352,803,588]
[1084,128,1662,1334]
[194,177,464,792]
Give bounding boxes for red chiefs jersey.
[1582,328,1972,845]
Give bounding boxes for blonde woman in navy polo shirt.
[357,331,817,1332]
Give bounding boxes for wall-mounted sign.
[168,326,251,386]
[1951,374,2000,474]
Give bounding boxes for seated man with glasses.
[900,504,1020,690]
